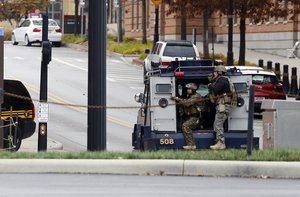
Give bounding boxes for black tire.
[11,34,18,45]
[25,35,31,46]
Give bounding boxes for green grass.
[1,149,300,161]
[62,34,88,46]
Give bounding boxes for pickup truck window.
[163,45,196,57]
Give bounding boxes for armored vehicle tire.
[3,126,22,151]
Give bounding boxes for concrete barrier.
[262,100,300,149]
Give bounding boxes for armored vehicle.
[132,60,258,150]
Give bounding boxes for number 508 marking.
[160,138,174,145]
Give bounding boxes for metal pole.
[247,85,255,156]
[88,0,106,151]
[227,0,234,66]
[0,28,4,149]
[38,14,49,151]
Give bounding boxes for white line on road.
[53,57,87,71]
[14,57,24,60]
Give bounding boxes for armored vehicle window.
[156,84,171,93]
[196,84,209,96]
[234,83,248,93]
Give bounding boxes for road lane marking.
[53,57,87,71]
[7,75,133,129]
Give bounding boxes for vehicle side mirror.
[145,49,150,54]
[134,93,145,103]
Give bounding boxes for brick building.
[122,0,300,57]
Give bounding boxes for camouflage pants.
[182,117,199,146]
[213,104,231,143]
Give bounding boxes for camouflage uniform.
[176,92,202,146]
[209,75,231,144]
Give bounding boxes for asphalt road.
[4,44,142,151]
[0,174,299,196]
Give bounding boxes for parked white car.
[143,40,200,75]
[12,18,62,47]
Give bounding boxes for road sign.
[151,0,161,7]
[38,103,49,123]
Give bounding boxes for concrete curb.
[1,159,300,179]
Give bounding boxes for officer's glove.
[170,96,182,102]
[208,73,215,82]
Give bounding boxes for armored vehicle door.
[149,76,177,132]
[227,75,252,131]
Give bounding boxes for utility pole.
[88,0,106,151]
[38,13,52,151]
[227,0,234,66]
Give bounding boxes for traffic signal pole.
[87,0,106,151]
[38,14,52,151]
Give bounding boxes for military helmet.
[214,66,227,73]
[185,83,198,90]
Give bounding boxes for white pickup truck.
[143,40,200,78]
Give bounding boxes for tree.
[164,0,288,65]
[218,0,288,65]
[142,0,147,44]
[74,0,79,35]
[163,0,220,58]
[0,0,49,26]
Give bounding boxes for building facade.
[122,0,300,57]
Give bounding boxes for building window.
[283,0,288,23]
[234,14,238,26]
[266,15,270,25]
[218,13,223,27]
[147,0,150,29]
[249,17,253,26]
[274,0,279,24]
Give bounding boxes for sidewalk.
[196,41,300,77]
[19,132,63,152]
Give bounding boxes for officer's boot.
[210,141,226,150]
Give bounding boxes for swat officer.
[171,83,202,150]
[208,66,231,150]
